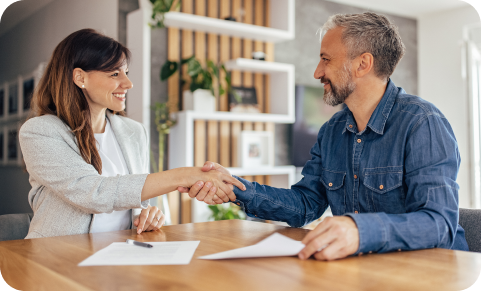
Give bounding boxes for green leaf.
[160,61,178,81]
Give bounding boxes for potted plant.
[148,0,181,28]
[160,56,231,112]
[208,204,246,221]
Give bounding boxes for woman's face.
[82,63,132,113]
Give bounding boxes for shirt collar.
[343,79,398,135]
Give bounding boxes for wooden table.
[1,220,481,291]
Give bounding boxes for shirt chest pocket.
[320,169,346,215]
[363,167,405,213]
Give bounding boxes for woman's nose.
[122,74,133,89]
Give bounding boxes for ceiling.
[0,0,474,38]
[325,0,470,18]
[0,0,55,37]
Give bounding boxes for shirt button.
[398,249,401,252]
[355,211,358,214]
[354,175,358,179]
[369,251,373,254]
[357,139,361,143]
[349,124,353,128]
[328,182,333,187]
[358,252,363,256]
[379,185,384,190]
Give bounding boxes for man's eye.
[322,58,329,61]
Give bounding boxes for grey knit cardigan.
[19,111,150,239]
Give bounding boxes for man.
[179,12,469,260]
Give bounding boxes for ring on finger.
[317,244,328,252]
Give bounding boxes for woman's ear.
[72,68,86,89]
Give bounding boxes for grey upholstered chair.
[459,208,481,253]
[0,213,33,241]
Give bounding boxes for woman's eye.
[126,71,129,75]
[111,73,119,77]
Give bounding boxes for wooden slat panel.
[219,120,230,166]
[167,191,180,224]
[167,27,180,224]
[243,0,253,88]
[265,0,270,27]
[231,121,241,167]
[180,0,194,225]
[242,122,253,131]
[219,0,230,112]
[207,121,218,162]
[167,28,180,113]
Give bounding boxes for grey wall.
[274,0,418,166]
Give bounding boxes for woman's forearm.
[140,168,185,201]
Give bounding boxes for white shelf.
[163,0,295,43]
[172,111,294,124]
[228,166,296,180]
[224,58,294,73]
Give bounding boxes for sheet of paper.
[198,233,305,260]
[78,241,200,266]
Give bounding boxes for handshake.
[176,161,244,205]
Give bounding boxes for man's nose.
[314,63,324,80]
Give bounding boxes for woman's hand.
[134,205,165,234]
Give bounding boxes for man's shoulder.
[394,91,446,119]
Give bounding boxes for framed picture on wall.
[23,77,34,111]
[8,81,18,115]
[238,131,274,168]
[228,86,260,113]
[0,86,4,118]
[0,129,4,163]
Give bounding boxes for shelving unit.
[127,0,297,224]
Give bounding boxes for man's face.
[314,27,356,106]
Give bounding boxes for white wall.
[0,0,118,82]
[418,5,480,208]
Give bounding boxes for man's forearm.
[233,176,328,227]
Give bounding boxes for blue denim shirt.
[233,80,468,254]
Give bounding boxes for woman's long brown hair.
[30,28,130,174]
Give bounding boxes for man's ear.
[72,68,86,89]
[354,53,374,78]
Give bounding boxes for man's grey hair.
[319,12,405,80]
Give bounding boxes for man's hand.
[177,161,242,204]
[298,216,360,261]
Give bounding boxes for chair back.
[0,213,33,241]
[459,208,481,252]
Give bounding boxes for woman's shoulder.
[20,114,70,135]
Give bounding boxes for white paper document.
[198,233,305,260]
[78,241,200,266]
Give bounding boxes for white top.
[90,118,132,233]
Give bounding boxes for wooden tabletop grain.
[1,220,481,291]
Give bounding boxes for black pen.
[126,239,153,248]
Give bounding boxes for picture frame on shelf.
[228,86,260,113]
[238,131,274,168]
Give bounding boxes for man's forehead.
[320,27,346,57]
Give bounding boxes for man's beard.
[322,63,356,106]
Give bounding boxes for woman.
[19,29,244,239]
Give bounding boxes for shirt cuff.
[345,213,387,254]
[232,175,255,207]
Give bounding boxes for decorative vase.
[183,89,216,112]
